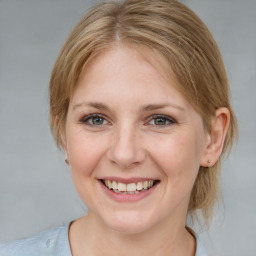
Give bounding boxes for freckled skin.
[64,45,209,234]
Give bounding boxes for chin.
[103,210,157,234]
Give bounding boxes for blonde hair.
[49,0,238,226]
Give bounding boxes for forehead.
[74,45,182,99]
[67,44,206,133]
[78,43,178,82]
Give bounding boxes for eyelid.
[146,114,177,126]
[80,113,109,126]
[79,113,176,127]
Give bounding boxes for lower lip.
[99,180,159,202]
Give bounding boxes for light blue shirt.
[0,223,208,256]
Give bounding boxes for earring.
[207,160,211,167]
[65,159,70,165]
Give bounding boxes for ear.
[200,107,230,167]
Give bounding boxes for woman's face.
[64,45,210,233]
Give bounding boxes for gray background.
[0,0,255,255]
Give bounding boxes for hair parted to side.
[49,0,238,226]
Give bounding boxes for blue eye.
[148,115,175,126]
[81,114,108,126]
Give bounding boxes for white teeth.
[112,181,118,190]
[143,181,149,189]
[103,179,156,193]
[136,182,143,191]
[117,182,126,192]
[127,183,136,192]
[107,180,112,189]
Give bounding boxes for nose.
[107,124,146,169]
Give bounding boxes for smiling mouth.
[101,179,160,194]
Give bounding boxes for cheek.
[66,130,107,178]
[66,131,108,207]
[144,131,204,216]
[148,132,202,182]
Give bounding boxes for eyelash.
[147,114,176,127]
[80,114,176,128]
[80,114,109,127]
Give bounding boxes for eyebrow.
[73,102,111,111]
[140,103,185,112]
[73,101,185,112]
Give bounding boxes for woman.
[0,0,238,255]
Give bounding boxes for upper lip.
[99,176,159,184]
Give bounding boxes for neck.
[69,212,196,256]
